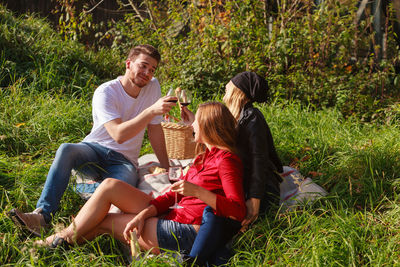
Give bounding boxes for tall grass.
[1,4,400,266]
[0,4,125,157]
[1,101,399,266]
[227,102,400,266]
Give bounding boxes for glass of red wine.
[166,88,178,103]
[179,89,192,107]
[169,166,183,209]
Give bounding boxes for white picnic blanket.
[136,155,193,198]
[73,154,193,200]
[73,154,328,210]
[279,166,328,211]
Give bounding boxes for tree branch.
[127,0,145,22]
[84,0,105,14]
[143,0,158,30]
[355,0,369,24]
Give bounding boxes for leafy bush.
[0,5,123,98]
[81,0,400,121]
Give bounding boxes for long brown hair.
[223,81,249,121]
[195,102,238,155]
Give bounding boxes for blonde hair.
[223,81,249,121]
[194,102,238,156]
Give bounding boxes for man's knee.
[56,143,81,158]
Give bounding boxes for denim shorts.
[157,219,197,254]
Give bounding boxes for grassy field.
[1,5,400,266]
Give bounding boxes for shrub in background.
[37,0,400,121]
[95,0,400,121]
[0,5,122,155]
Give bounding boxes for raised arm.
[104,96,177,144]
[180,105,195,125]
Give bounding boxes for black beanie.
[230,71,269,103]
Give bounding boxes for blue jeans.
[189,206,241,266]
[157,219,198,255]
[36,142,138,221]
[190,200,279,265]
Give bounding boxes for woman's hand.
[171,180,218,210]
[123,215,145,243]
[240,198,260,232]
[122,205,157,243]
[180,106,195,125]
[170,180,201,198]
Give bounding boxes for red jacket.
[150,147,246,225]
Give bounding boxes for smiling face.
[126,53,158,88]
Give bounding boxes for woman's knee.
[99,178,126,192]
[101,177,120,187]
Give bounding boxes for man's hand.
[104,96,177,144]
[149,96,177,116]
[240,198,260,232]
[180,105,195,125]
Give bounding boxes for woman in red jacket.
[36,102,246,255]
[181,72,283,265]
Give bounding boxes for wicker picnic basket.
[161,122,196,159]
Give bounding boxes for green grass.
[1,101,399,266]
[1,4,400,266]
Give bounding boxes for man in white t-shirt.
[9,44,177,236]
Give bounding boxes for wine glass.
[179,89,192,107]
[166,88,178,103]
[169,166,183,209]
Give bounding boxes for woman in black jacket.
[181,72,283,265]
[224,72,283,226]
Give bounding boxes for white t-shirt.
[83,77,162,167]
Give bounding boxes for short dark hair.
[127,44,161,63]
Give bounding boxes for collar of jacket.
[193,146,219,172]
[239,102,254,123]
